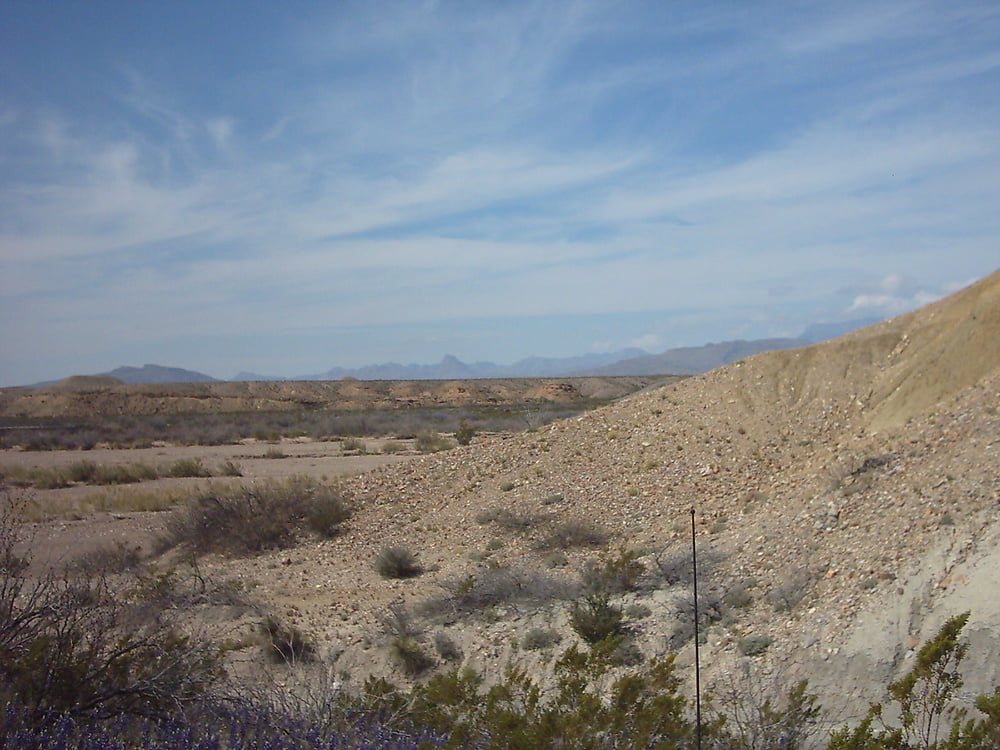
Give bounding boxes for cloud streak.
[1,1,998,384]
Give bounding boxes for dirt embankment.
[0,375,675,419]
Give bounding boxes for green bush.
[569,593,625,645]
[827,612,1000,749]
[395,643,695,749]
[581,548,645,594]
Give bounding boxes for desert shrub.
[454,420,475,446]
[218,459,243,477]
[723,582,754,609]
[767,567,813,612]
[264,447,286,459]
[67,540,143,575]
[394,637,435,675]
[475,506,543,532]
[161,478,340,556]
[433,632,463,662]
[167,458,211,478]
[380,601,433,675]
[739,634,773,656]
[499,481,515,492]
[163,489,296,555]
[608,637,644,667]
[415,432,454,453]
[420,566,574,619]
[522,627,562,651]
[305,489,351,538]
[543,550,568,568]
[381,440,405,454]
[538,518,609,549]
[654,543,721,586]
[625,603,652,619]
[341,437,367,453]
[580,548,645,594]
[542,492,564,505]
[68,460,99,483]
[0,484,222,731]
[569,593,625,645]
[261,616,316,664]
[404,643,696,749]
[375,545,422,579]
[708,665,822,750]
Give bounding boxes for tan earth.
[6,268,1000,730]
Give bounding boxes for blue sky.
[1,1,998,385]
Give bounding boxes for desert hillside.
[193,269,1000,721]
[0,375,668,419]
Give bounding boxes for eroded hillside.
[189,270,1000,721]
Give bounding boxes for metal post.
[691,507,702,750]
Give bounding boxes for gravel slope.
[181,269,1000,722]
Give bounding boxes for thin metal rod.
[691,507,702,750]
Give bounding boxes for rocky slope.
[196,269,999,722]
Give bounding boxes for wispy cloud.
[1,1,998,384]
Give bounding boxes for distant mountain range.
[570,338,811,376]
[26,317,879,386]
[104,364,218,384]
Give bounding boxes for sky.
[1,1,998,385]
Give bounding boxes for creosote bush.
[580,547,645,594]
[569,593,625,645]
[375,545,422,579]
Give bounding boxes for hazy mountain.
[232,371,287,382]
[297,349,649,381]
[800,316,882,342]
[573,338,810,376]
[102,364,218,384]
